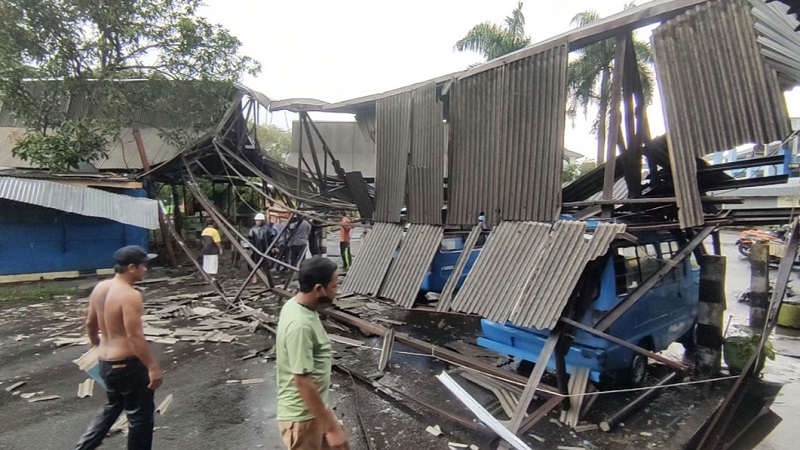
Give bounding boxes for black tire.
[627,353,648,388]
[738,243,752,257]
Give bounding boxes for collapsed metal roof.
[450,221,627,329]
[652,0,794,227]
[379,224,444,308]
[0,176,158,229]
[340,222,405,296]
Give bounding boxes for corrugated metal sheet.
[344,171,374,219]
[448,45,568,226]
[340,222,404,296]
[0,127,181,171]
[450,221,625,329]
[407,84,445,225]
[652,0,791,228]
[749,0,800,88]
[0,176,158,229]
[436,225,483,312]
[374,94,411,222]
[379,224,443,307]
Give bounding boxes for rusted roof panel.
[340,222,404,296]
[407,84,445,225]
[447,45,568,226]
[748,0,800,89]
[374,94,411,222]
[652,0,791,228]
[379,224,443,307]
[450,221,625,329]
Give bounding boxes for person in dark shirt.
[247,213,276,284]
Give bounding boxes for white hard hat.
[254,213,266,221]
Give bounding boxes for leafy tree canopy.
[454,1,531,61]
[0,0,261,171]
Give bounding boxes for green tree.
[562,159,598,183]
[253,122,291,163]
[567,3,654,165]
[454,2,531,61]
[0,0,261,171]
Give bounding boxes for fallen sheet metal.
[379,224,443,307]
[437,225,483,312]
[652,0,791,228]
[437,372,533,450]
[451,221,625,329]
[340,222,404,296]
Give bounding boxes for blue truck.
[421,229,700,386]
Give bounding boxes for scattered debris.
[77,379,95,398]
[448,443,468,449]
[109,415,128,435]
[425,425,443,437]
[378,329,395,372]
[156,394,174,415]
[528,433,546,443]
[20,392,40,399]
[242,378,265,385]
[5,381,26,392]
[28,395,60,403]
[574,423,599,433]
[328,334,365,347]
[437,372,532,450]
[227,380,241,384]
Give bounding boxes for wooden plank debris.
[328,334,365,347]
[28,395,60,403]
[20,392,41,399]
[241,378,265,385]
[5,381,26,392]
[425,425,443,436]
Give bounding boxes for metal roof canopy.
[315,0,709,114]
[0,175,159,229]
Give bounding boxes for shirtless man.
[74,245,163,450]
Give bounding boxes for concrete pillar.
[695,255,727,378]
[749,243,770,329]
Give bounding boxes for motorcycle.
[736,227,788,257]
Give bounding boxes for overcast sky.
[200,0,800,159]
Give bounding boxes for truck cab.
[419,231,485,294]
[477,231,700,386]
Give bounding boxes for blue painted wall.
[0,188,149,276]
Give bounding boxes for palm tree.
[454,2,531,61]
[567,4,654,164]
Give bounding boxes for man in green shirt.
[276,256,349,450]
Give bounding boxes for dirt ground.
[0,229,798,450]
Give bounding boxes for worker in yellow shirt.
[201,219,223,281]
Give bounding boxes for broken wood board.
[241,378,265,385]
[379,328,395,372]
[446,340,503,359]
[28,395,60,403]
[5,381,26,392]
[328,334,365,347]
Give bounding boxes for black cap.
[113,245,155,266]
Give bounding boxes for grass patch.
[0,284,78,305]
